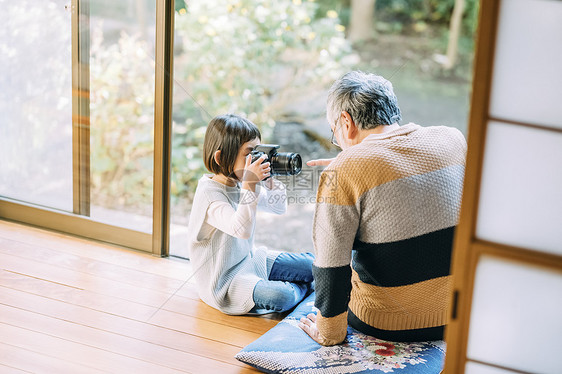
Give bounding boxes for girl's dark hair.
[203,114,261,177]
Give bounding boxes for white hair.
[327,71,402,130]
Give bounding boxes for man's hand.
[306,158,335,167]
[298,313,325,344]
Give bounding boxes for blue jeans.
[251,252,314,313]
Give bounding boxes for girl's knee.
[269,252,315,283]
[253,281,307,312]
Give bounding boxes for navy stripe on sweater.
[348,309,445,342]
[312,264,352,318]
[352,226,455,287]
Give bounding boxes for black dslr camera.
[250,144,302,176]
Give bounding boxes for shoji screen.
[444,1,562,373]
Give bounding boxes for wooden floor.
[0,220,285,373]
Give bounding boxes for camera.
[250,144,302,176]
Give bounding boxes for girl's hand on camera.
[242,154,270,192]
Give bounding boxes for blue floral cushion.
[236,293,446,374]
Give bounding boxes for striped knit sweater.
[312,123,467,345]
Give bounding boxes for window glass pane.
[467,255,562,374]
[477,121,562,256]
[0,0,72,211]
[169,0,476,257]
[490,0,562,129]
[88,0,156,232]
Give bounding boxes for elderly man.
[299,71,467,345]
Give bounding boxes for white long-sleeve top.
[187,174,286,314]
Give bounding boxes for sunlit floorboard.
[0,220,283,373]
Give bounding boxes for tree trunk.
[348,0,376,43]
[444,0,466,70]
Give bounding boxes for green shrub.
[376,0,478,36]
[171,0,351,203]
[90,30,156,212]
[90,0,351,211]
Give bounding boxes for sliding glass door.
[0,0,174,255]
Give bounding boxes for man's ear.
[341,111,358,139]
[213,150,221,166]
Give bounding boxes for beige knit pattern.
[349,271,452,330]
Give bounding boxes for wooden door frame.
[444,0,562,372]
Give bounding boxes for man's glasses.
[330,118,341,148]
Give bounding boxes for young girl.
[187,114,314,315]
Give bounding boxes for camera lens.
[271,152,302,176]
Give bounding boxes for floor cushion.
[236,292,446,374]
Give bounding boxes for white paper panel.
[465,361,516,374]
[490,0,562,129]
[467,256,562,374]
[477,121,562,256]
